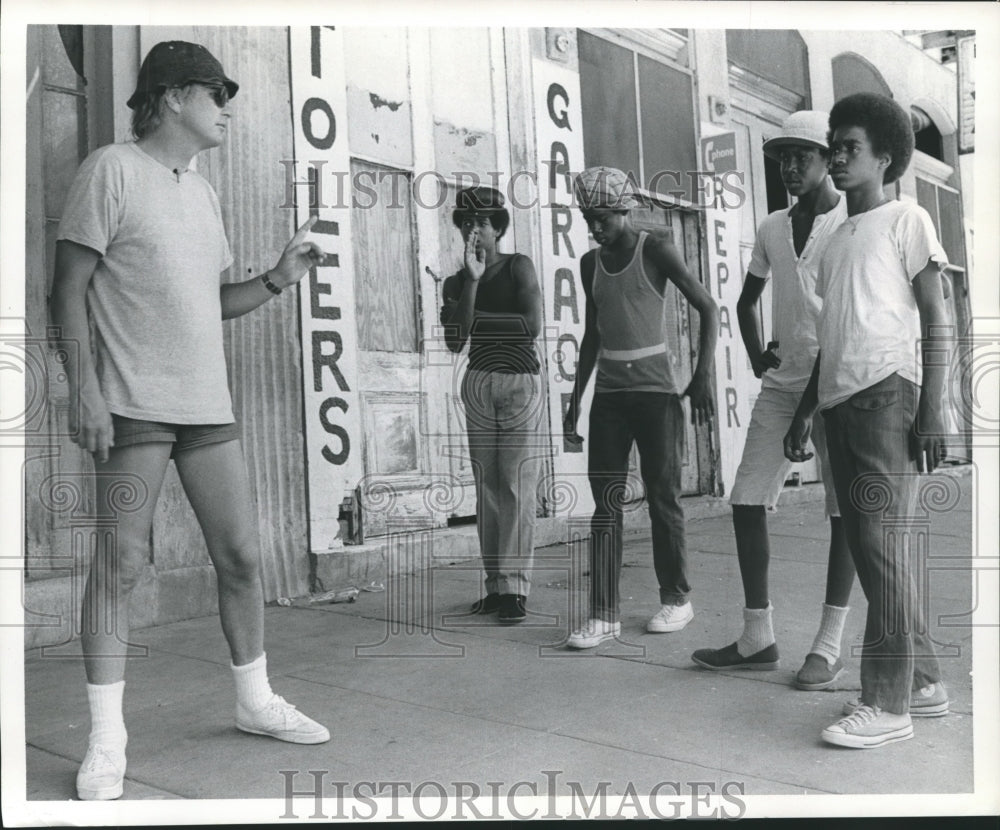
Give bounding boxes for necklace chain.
[846,197,889,234]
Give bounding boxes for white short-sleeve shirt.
[814,199,947,411]
[748,196,848,391]
[58,142,235,424]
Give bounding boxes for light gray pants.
[461,369,545,597]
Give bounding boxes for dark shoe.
[498,594,527,624]
[691,642,779,671]
[795,653,845,690]
[470,593,501,615]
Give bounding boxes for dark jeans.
[822,373,942,714]
[588,391,689,622]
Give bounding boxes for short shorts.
[729,385,839,517]
[110,414,240,458]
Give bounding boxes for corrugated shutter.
[140,26,309,600]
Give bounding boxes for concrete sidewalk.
[23,469,975,807]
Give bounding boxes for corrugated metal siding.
[140,26,309,600]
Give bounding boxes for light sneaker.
[821,703,913,748]
[567,619,621,649]
[842,682,949,718]
[76,743,126,801]
[236,695,331,744]
[646,601,694,633]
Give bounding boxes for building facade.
[23,25,972,646]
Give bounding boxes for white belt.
[599,343,667,362]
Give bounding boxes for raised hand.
[463,229,486,281]
[271,216,326,289]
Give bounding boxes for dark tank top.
[467,254,540,375]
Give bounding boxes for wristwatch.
[261,271,283,295]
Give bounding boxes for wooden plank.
[350,159,419,353]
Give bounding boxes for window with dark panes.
[638,54,696,197]
[578,31,640,180]
[916,177,966,272]
[578,31,696,200]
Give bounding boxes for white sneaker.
[646,601,694,633]
[567,618,621,649]
[76,743,126,801]
[842,682,949,718]
[821,703,913,749]
[236,695,331,744]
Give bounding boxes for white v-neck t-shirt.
[814,199,947,411]
[748,196,848,391]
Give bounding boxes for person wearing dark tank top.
[441,186,544,624]
[563,167,719,649]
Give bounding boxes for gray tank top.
[592,231,679,394]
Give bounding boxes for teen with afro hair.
[784,92,951,748]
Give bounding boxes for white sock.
[737,604,774,657]
[86,681,127,750]
[232,653,273,711]
[809,603,850,667]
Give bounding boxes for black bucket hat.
[127,41,238,109]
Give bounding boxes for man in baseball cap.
[51,39,329,802]
[692,110,857,692]
[563,165,719,648]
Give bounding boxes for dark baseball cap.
[127,41,238,109]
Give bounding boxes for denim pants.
[461,369,544,597]
[588,391,690,622]
[821,373,942,714]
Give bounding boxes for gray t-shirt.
[58,142,235,424]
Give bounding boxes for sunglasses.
[190,81,230,108]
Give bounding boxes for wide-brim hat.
[127,41,238,109]
[574,166,639,210]
[762,110,830,160]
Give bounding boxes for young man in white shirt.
[692,111,856,690]
[785,92,950,748]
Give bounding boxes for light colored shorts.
[729,385,839,516]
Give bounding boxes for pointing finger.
[291,215,318,244]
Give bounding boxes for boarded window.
[350,159,419,352]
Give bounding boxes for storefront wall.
[24,26,970,643]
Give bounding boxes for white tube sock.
[86,681,127,749]
[231,653,273,712]
[737,604,774,657]
[809,603,850,667]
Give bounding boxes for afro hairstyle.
[828,92,915,185]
